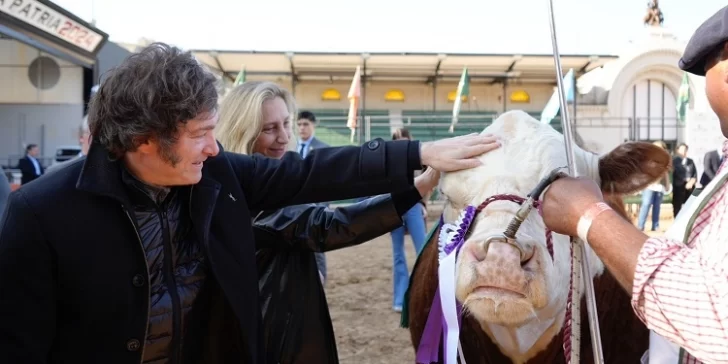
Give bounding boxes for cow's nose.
[471,236,535,266]
[517,239,535,266]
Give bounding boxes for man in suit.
[672,143,697,216]
[296,111,330,284]
[297,111,330,158]
[700,147,723,187]
[16,144,43,185]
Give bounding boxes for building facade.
[191,26,718,179]
[0,0,129,169]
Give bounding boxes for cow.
[404,110,672,364]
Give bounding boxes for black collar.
[76,140,223,206]
[76,141,132,206]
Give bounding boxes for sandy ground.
[325,224,430,364]
[325,205,675,363]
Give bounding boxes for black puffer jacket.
[121,169,207,363]
[253,188,422,364]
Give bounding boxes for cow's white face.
[438,110,668,361]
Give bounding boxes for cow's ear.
[598,142,672,194]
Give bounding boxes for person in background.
[295,110,330,284]
[0,167,10,220]
[16,143,43,185]
[637,140,672,231]
[297,111,329,158]
[671,142,696,216]
[699,146,723,188]
[214,81,503,363]
[389,127,429,313]
[541,6,728,362]
[45,116,92,174]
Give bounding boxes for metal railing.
[311,113,687,147]
[0,114,688,168]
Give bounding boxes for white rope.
[570,239,583,364]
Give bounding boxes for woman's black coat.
[253,189,422,363]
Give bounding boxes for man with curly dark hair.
[0,42,500,364]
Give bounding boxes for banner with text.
[0,0,104,53]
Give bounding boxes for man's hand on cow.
[420,133,501,171]
[541,176,604,237]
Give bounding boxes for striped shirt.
[632,141,728,364]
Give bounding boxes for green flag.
[676,72,690,124]
[233,65,246,86]
[450,67,470,133]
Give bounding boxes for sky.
[52,0,725,55]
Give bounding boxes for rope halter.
[417,193,555,364]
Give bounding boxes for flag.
[676,72,690,124]
[449,67,470,133]
[540,68,574,124]
[233,65,246,86]
[347,66,362,143]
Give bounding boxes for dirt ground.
[325,222,435,364]
[325,209,674,363]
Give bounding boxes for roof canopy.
[190,50,618,84]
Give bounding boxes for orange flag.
[347,66,361,143]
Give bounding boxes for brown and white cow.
[406,110,672,364]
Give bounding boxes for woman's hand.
[414,167,440,198]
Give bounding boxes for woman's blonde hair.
[216,81,298,155]
[652,140,668,150]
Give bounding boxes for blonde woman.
[216,81,500,363]
[636,140,672,231]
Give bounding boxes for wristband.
[576,202,612,243]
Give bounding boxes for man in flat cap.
[537,5,728,364]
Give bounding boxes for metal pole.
[361,60,367,144]
[647,80,652,140]
[546,0,605,362]
[433,78,438,112]
[547,2,577,173]
[661,83,666,140]
[572,71,577,135]
[502,80,507,113]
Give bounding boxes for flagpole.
[572,70,577,135]
[347,66,362,144]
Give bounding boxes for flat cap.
[679,5,728,76]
